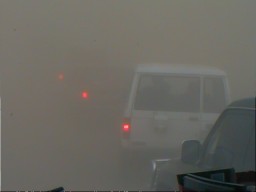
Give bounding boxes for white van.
[121,64,230,153]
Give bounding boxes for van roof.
[136,64,226,76]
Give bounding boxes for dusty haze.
[0,0,255,190]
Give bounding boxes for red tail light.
[122,123,130,132]
[122,118,131,139]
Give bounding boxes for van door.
[200,77,228,141]
[131,74,202,149]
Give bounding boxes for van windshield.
[134,74,200,112]
[200,109,255,170]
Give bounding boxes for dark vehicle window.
[201,109,255,170]
[134,75,200,112]
[203,77,226,113]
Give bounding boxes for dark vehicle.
[151,97,255,191]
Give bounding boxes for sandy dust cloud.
[0,0,255,190]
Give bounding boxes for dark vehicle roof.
[228,97,255,109]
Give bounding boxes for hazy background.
[0,0,255,190]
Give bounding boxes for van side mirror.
[181,140,201,165]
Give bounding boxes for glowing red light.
[123,124,130,132]
[82,91,88,99]
[58,73,64,80]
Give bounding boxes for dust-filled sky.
[0,0,256,191]
[1,0,256,99]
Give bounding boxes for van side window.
[134,75,200,112]
[203,78,226,113]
